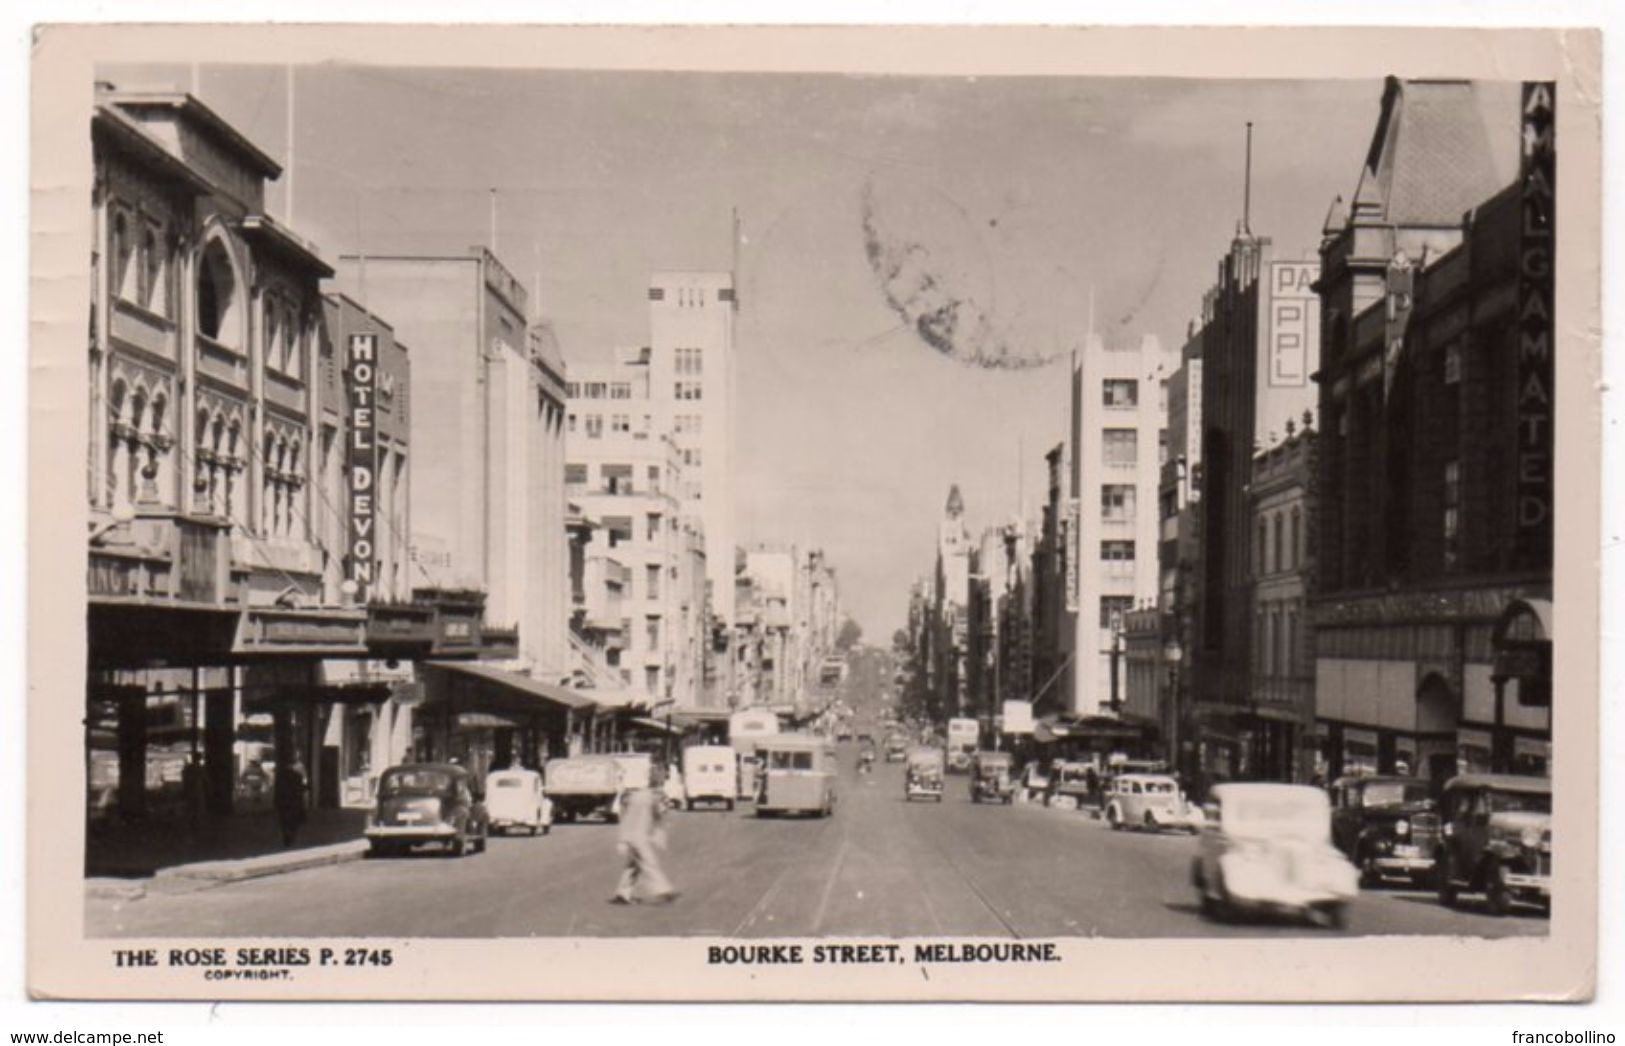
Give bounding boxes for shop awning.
[626,716,685,736]
[425,660,597,712]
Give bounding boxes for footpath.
[85,808,369,901]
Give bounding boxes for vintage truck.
[542,755,626,823]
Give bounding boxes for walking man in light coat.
[610,765,678,905]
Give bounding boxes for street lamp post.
[1163,637,1183,778]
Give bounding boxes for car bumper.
[1503,872,1552,897]
[1372,855,1435,875]
[365,824,457,840]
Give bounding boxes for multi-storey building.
[1187,224,1322,779]
[932,485,973,720]
[647,271,737,628]
[1156,327,1204,772]
[1248,421,1317,781]
[566,352,706,706]
[1312,77,1549,783]
[1068,333,1173,716]
[86,85,378,852]
[332,248,582,772]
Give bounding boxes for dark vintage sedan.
[1329,775,1439,887]
[365,763,489,858]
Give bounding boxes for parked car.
[1433,773,1551,916]
[1329,775,1438,887]
[365,763,489,858]
[484,767,552,836]
[1104,773,1201,833]
[883,735,909,763]
[1046,761,1096,810]
[1191,783,1359,928]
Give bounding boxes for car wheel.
[1106,805,1121,830]
[366,841,393,859]
[1436,852,1458,908]
[727,799,736,812]
[1322,902,1348,931]
[1143,811,1158,831]
[1486,863,1513,917]
[1359,851,1382,889]
[451,833,467,858]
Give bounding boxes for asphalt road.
[88,752,1548,939]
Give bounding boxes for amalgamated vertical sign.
[1517,82,1555,567]
[347,333,379,601]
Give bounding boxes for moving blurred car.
[1104,773,1200,833]
[1434,774,1551,916]
[1191,783,1359,928]
[366,763,489,857]
[544,755,625,823]
[883,735,909,763]
[1329,775,1438,887]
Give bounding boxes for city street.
[88,751,1547,940]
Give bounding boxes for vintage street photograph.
[71,56,1566,944]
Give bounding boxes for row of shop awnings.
[1032,714,1149,744]
[424,661,684,735]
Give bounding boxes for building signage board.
[1266,261,1318,387]
[1062,497,1080,613]
[1516,81,1555,566]
[347,333,379,600]
[1001,699,1034,735]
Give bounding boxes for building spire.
[945,483,964,519]
[1242,121,1254,237]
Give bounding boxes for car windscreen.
[1488,790,1552,815]
[492,778,528,789]
[1362,782,1430,807]
[380,770,454,796]
[1143,781,1176,794]
[1227,796,1327,836]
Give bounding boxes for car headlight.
[1521,827,1543,849]
[1395,819,1410,837]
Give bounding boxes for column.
[204,688,235,815]
[116,686,148,818]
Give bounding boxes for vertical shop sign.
[347,333,378,598]
[1516,82,1555,566]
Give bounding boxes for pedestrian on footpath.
[611,766,678,905]
[274,755,308,849]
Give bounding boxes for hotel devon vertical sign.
[347,333,379,600]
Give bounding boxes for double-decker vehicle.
[754,734,838,818]
[946,718,980,773]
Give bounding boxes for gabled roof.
[1351,78,1519,228]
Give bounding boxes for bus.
[946,717,980,773]
[728,707,781,800]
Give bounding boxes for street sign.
[1001,700,1034,735]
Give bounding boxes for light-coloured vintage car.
[1103,772,1201,833]
[1191,783,1359,928]
[484,767,552,836]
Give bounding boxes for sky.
[109,63,1392,638]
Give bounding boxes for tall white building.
[647,271,737,627]
[566,352,708,705]
[1070,332,1176,715]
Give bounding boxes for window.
[645,666,660,694]
[1100,540,1136,562]
[604,516,633,549]
[566,413,577,434]
[584,382,607,399]
[1099,595,1134,630]
[1158,429,1168,467]
[609,382,631,400]
[675,413,702,435]
[565,463,587,490]
[674,381,702,401]
[1272,514,1284,573]
[1102,429,1137,466]
[585,414,603,439]
[196,239,238,345]
[565,381,581,398]
[610,414,630,434]
[645,616,661,649]
[1443,460,1461,568]
[1290,508,1302,572]
[140,226,166,315]
[602,464,632,495]
[111,211,134,302]
[1103,379,1138,408]
[647,465,661,494]
[646,563,661,600]
[1257,520,1269,576]
[646,513,660,542]
[1100,484,1136,523]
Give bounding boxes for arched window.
[197,239,239,346]
[264,300,280,371]
[111,212,133,301]
[106,379,127,507]
[141,227,163,314]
